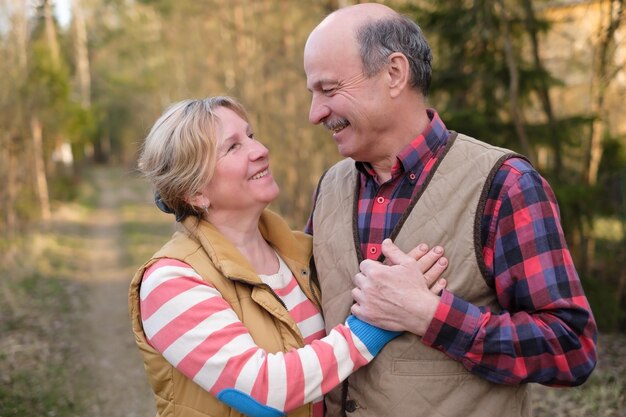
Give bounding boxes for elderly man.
[304,3,597,417]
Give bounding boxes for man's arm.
[423,160,597,386]
[352,159,598,386]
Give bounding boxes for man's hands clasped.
[351,239,447,336]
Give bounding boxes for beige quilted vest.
[129,210,318,417]
[312,133,531,417]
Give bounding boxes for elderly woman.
[129,96,447,417]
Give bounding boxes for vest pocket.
[392,358,468,376]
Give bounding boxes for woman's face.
[201,106,279,216]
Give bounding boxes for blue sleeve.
[347,315,402,356]
[217,388,285,417]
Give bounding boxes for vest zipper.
[308,276,323,317]
[267,285,288,310]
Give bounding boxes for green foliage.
[0,266,84,417]
[13,185,42,224]
[581,274,624,331]
[49,174,81,201]
[409,2,553,145]
[65,101,98,147]
[402,0,626,330]
[553,183,598,235]
[0,371,80,417]
[24,41,71,120]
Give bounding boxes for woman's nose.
[249,140,269,160]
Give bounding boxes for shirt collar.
[356,109,449,181]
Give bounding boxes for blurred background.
[0,0,624,416]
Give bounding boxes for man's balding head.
[306,3,432,96]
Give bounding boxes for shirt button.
[409,172,416,180]
[376,196,385,204]
[345,400,357,413]
[369,247,377,254]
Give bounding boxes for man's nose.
[309,93,330,125]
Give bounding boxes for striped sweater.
[140,256,398,417]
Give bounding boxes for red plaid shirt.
[306,110,597,386]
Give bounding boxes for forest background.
[0,0,625,416]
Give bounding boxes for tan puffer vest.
[312,133,531,417]
[129,210,320,417]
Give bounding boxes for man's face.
[304,31,390,162]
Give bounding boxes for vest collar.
[180,209,311,286]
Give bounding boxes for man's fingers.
[380,239,414,266]
[406,243,429,261]
[352,272,366,287]
[358,259,380,276]
[429,278,446,295]
[423,256,448,287]
[415,246,444,274]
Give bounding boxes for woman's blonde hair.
[138,96,250,221]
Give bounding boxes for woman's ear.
[387,52,410,98]
[188,193,210,209]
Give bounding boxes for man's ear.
[387,52,410,98]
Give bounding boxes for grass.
[533,333,626,417]
[0,166,99,417]
[0,237,87,417]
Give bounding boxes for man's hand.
[400,242,448,295]
[351,239,445,336]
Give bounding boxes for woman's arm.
[140,258,398,417]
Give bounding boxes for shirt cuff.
[421,290,482,359]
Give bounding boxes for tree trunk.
[496,0,533,162]
[31,115,51,221]
[617,221,626,307]
[585,0,624,186]
[70,0,91,170]
[5,135,19,235]
[521,0,561,179]
[73,0,92,108]
[43,0,61,66]
[13,0,28,70]
[3,0,29,232]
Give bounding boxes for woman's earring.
[203,204,209,216]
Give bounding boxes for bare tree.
[496,0,534,162]
[43,0,61,66]
[31,115,51,221]
[522,0,562,179]
[28,0,63,221]
[1,0,30,231]
[586,0,625,186]
[73,0,91,108]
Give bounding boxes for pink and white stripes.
[140,258,373,415]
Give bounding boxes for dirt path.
[72,167,157,417]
